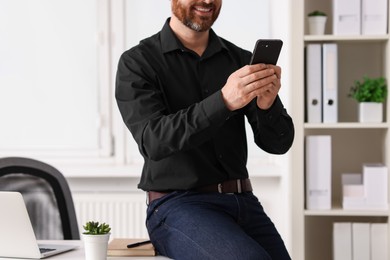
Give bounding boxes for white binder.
[322,43,338,123]
[333,0,361,35]
[352,223,370,260]
[362,0,388,35]
[333,222,352,260]
[305,135,331,209]
[371,223,389,260]
[363,163,388,209]
[305,44,322,123]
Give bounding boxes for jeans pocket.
[146,190,190,236]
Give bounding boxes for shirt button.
[218,154,223,159]
[204,89,209,94]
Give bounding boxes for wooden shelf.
[304,122,389,129]
[304,34,389,42]
[305,207,390,217]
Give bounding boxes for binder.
[305,44,322,123]
[363,164,388,209]
[333,222,352,260]
[322,43,338,123]
[371,223,389,260]
[362,0,388,35]
[332,0,361,35]
[305,135,331,209]
[352,223,370,260]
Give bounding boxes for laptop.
[0,191,78,259]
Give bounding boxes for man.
[116,0,294,259]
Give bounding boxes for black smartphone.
[249,39,283,65]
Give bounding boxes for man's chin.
[187,19,214,32]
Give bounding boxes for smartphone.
[249,39,283,65]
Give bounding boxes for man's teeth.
[195,7,211,12]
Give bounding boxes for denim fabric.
[146,191,291,260]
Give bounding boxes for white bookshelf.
[291,0,390,259]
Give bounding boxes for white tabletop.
[0,240,169,260]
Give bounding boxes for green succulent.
[83,221,111,235]
[348,76,387,103]
[308,10,327,16]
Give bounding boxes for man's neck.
[169,16,209,57]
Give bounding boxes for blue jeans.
[146,191,291,260]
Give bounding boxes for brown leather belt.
[147,178,252,204]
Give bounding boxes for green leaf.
[348,76,387,103]
[308,10,327,16]
[83,220,111,235]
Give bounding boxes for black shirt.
[115,19,294,191]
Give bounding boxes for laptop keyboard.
[39,247,56,253]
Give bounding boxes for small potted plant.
[82,221,111,260]
[348,76,387,122]
[308,10,327,35]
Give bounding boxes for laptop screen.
[0,191,77,259]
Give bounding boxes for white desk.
[0,240,170,260]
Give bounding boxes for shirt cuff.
[201,90,232,126]
[256,96,284,124]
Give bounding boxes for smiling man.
[115,0,294,259]
[172,0,220,32]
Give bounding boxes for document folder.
[362,0,388,35]
[322,43,338,123]
[371,223,389,260]
[333,0,361,35]
[333,222,352,260]
[305,44,322,123]
[352,223,370,260]
[363,163,388,209]
[305,135,331,210]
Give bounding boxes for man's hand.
[221,63,281,111]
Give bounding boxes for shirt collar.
[160,18,228,56]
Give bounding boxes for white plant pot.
[308,16,327,35]
[359,102,383,123]
[82,233,110,260]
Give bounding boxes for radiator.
[72,192,149,239]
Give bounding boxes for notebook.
[107,238,156,256]
[0,191,78,259]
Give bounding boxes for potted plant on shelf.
[82,221,111,260]
[348,76,387,123]
[307,10,327,35]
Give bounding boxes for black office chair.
[0,157,80,240]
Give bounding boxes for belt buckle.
[218,180,242,193]
[145,192,150,205]
[236,179,242,193]
[218,183,223,193]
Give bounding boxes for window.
[0,0,111,159]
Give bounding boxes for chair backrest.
[0,157,80,240]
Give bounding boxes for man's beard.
[172,0,221,32]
